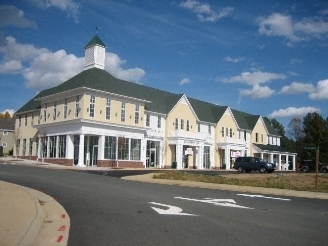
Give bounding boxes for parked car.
[233,156,276,173]
[297,160,328,173]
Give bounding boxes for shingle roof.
[254,143,291,153]
[0,119,15,131]
[14,67,280,136]
[85,35,106,48]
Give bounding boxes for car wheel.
[245,170,251,173]
[237,166,244,173]
[267,170,274,173]
[302,167,309,172]
[322,167,328,173]
[259,166,266,173]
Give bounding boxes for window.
[226,127,228,137]
[222,127,224,137]
[130,139,141,160]
[64,98,68,119]
[44,103,47,122]
[89,95,95,117]
[16,140,20,156]
[35,138,39,156]
[181,119,184,130]
[244,130,247,141]
[75,95,80,117]
[261,134,263,143]
[255,133,258,142]
[40,137,47,158]
[146,114,150,127]
[118,137,129,160]
[25,114,27,126]
[3,131,8,135]
[186,120,190,131]
[175,118,178,130]
[135,104,140,124]
[2,142,7,147]
[22,139,26,156]
[198,123,200,133]
[230,128,232,138]
[121,102,126,122]
[157,116,161,128]
[53,101,57,120]
[31,113,34,126]
[58,135,66,158]
[29,138,33,156]
[106,98,111,120]
[19,116,21,127]
[49,136,56,158]
[38,112,40,124]
[104,136,116,159]
[203,146,211,169]
[208,125,211,134]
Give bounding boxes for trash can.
[172,161,177,169]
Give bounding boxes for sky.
[0,0,328,128]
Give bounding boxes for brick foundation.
[97,160,144,168]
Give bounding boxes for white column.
[278,154,282,170]
[292,155,296,170]
[37,137,41,159]
[98,135,105,161]
[46,136,50,158]
[225,148,230,170]
[77,134,85,167]
[176,143,183,169]
[198,145,204,169]
[55,135,59,158]
[270,153,274,163]
[66,135,74,160]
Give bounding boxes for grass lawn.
[153,171,328,193]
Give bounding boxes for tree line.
[265,112,328,163]
[0,111,12,119]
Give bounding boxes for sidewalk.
[0,157,328,246]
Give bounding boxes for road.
[0,163,327,246]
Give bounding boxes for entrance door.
[146,140,160,168]
[84,136,99,166]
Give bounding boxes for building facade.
[0,118,15,156]
[14,35,297,170]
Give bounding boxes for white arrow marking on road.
[175,197,253,209]
[237,194,291,201]
[149,202,198,216]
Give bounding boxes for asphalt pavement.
[1,157,328,246]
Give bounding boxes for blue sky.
[0,0,328,128]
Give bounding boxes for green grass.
[153,171,328,193]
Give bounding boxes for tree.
[0,111,12,118]
[287,117,305,160]
[302,112,328,162]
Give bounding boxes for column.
[37,137,41,159]
[98,135,105,161]
[278,154,282,170]
[292,155,296,171]
[77,134,85,167]
[198,145,204,169]
[225,148,230,170]
[176,143,183,169]
[270,153,274,163]
[66,135,74,160]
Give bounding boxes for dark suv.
[297,160,328,173]
[233,156,275,173]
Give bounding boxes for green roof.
[15,67,280,137]
[254,144,291,153]
[85,35,106,48]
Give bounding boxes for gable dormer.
[84,35,106,70]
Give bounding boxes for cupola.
[84,34,107,70]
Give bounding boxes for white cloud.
[279,82,315,94]
[220,71,286,85]
[269,106,321,118]
[179,78,191,85]
[0,36,146,90]
[0,5,36,28]
[180,0,233,22]
[240,84,275,99]
[28,0,80,22]
[257,12,328,42]
[309,79,328,100]
[224,56,245,63]
[105,53,145,83]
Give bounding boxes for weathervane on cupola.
[84,27,107,71]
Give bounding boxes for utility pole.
[315,147,319,192]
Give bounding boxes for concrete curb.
[0,181,70,246]
[122,173,328,200]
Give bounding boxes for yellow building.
[14,35,296,170]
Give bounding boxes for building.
[13,35,297,170]
[0,118,15,156]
